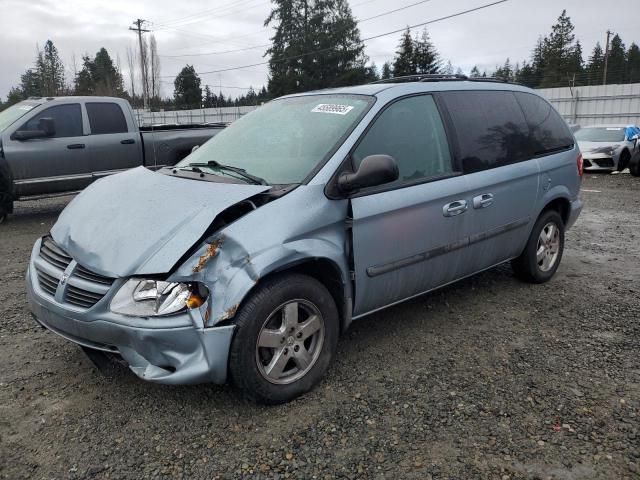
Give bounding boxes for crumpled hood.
[578,140,622,154]
[51,167,269,278]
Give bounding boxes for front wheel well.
[542,197,570,225]
[221,258,348,332]
[274,259,347,331]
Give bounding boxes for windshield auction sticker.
[311,104,354,115]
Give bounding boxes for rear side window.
[21,104,83,138]
[352,95,453,186]
[514,92,574,154]
[86,103,128,134]
[440,90,531,174]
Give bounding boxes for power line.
[160,0,510,78]
[158,0,438,59]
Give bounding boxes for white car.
[575,124,640,172]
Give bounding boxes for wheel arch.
[540,196,571,225]
[227,257,351,334]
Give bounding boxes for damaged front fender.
[169,184,352,327]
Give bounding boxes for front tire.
[229,273,339,404]
[512,210,565,283]
[618,150,630,172]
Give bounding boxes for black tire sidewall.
[229,273,339,404]
[523,210,565,283]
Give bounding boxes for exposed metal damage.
[193,237,223,273]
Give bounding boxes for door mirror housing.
[338,154,399,194]
[12,117,56,140]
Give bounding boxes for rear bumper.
[26,262,234,385]
[566,198,582,230]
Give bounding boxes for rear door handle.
[67,143,85,149]
[120,138,135,144]
[473,193,494,209]
[443,200,468,217]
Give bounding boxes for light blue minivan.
[27,75,583,403]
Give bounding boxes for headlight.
[110,279,207,317]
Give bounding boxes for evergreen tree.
[493,58,514,81]
[469,66,481,78]
[586,42,604,85]
[74,48,124,96]
[605,34,626,84]
[381,61,393,79]
[516,61,537,87]
[203,85,215,108]
[413,28,440,74]
[20,70,41,97]
[173,65,202,109]
[539,10,583,87]
[36,40,66,96]
[392,28,414,77]
[627,43,640,84]
[265,0,368,96]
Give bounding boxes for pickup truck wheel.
[511,210,565,283]
[229,273,339,404]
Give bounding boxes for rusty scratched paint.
[193,238,223,273]
[219,303,239,321]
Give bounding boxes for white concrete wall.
[135,105,258,126]
[136,83,640,128]
[537,83,640,126]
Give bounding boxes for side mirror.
[338,154,399,194]
[11,117,56,141]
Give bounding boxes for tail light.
[577,153,584,178]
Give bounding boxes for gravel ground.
[1,173,639,480]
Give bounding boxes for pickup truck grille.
[35,236,115,309]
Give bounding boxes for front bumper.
[583,154,616,171]
[26,240,234,385]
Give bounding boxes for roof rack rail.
[371,74,468,84]
[370,74,515,85]
[468,76,507,83]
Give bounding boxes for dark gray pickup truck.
[0,96,225,222]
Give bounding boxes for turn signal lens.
[186,293,204,309]
[577,153,584,178]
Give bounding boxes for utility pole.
[129,19,150,110]
[603,29,612,86]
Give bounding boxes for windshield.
[575,127,626,142]
[176,94,374,184]
[0,101,40,133]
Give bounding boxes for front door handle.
[67,143,85,149]
[473,193,494,209]
[120,138,135,145]
[443,200,468,217]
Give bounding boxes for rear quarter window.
[514,92,574,154]
[86,103,128,134]
[440,90,531,174]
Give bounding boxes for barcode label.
[311,104,354,115]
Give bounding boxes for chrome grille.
[40,236,72,270]
[34,236,115,309]
[35,268,59,296]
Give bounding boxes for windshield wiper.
[187,160,268,185]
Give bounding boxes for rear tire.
[630,152,640,177]
[512,210,565,283]
[229,273,339,404]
